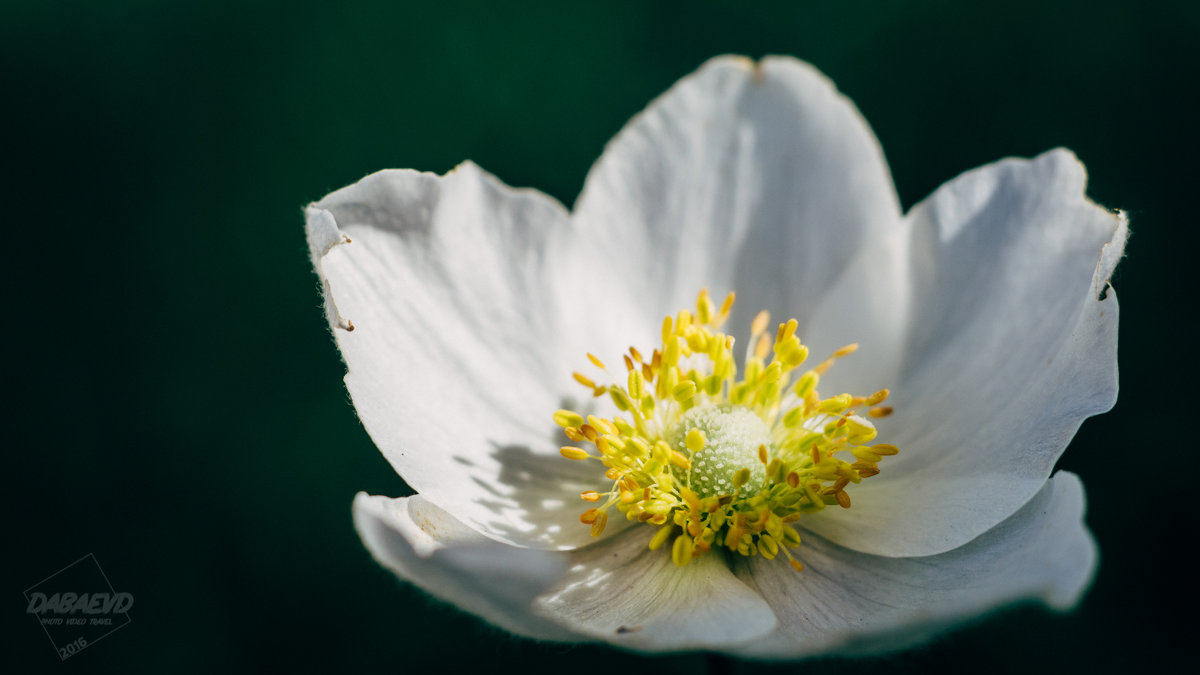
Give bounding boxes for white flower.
[304,55,1125,658]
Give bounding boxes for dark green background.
[7,1,1193,673]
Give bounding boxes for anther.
[719,292,736,318]
[751,310,770,336]
[649,525,675,551]
[553,410,584,428]
[832,343,859,358]
[794,371,819,397]
[561,447,590,460]
[671,535,694,567]
[672,381,697,402]
[754,333,772,359]
[697,289,714,324]
[590,416,618,435]
[777,319,798,344]
[591,511,609,537]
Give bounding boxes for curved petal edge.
[352,493,579,642]
[731,471,1097,660]
[802,149,1126,557]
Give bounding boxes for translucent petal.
[802,150,1125,557]
[534,528,776,651]
[353,493,578,640]
[733,473,1096,659]
[309,164,603,549]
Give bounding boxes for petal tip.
[1037,472,1099,611]
[1039,146,1129,302]
[304,206,351,259]
[698,53,756,72]
[303,206,354,332]
[1094,209,1129,302]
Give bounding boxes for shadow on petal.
[451,413,623,550]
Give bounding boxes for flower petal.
[352,493,580,641]
[309,164,604,550]
[732,472,1096,660]
[802,149,1126,557]
[534,528,777,652]
[570,55,902,338]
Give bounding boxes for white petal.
[803,149,1126,557]
[534,528,776,651]
[308,164,603,550]
[569,55,903,343]
[352,493,580,641]
[732,472,1096,660]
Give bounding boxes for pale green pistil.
[668,404,770,499]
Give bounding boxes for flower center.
[555,289,899,572]
[667,404,769,500]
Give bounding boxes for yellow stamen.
[649,525,675,551]
[832,343,859,358]
[560,447,590,460]
[671,534,694,567]
[719,291,736,320]
[555,289,898,572]
[835,491,852,509]
[553,410,584,428]
[750,310,770,337]
[590,511,608,537]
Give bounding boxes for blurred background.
[7,1,1194,672]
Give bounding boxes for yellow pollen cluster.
[555,290,898,571]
